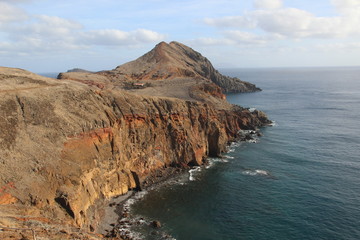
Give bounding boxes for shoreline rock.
[103,122,272,239]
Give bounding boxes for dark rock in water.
[244,134,254,141]
[151,220,162,228]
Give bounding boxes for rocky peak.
[112,41,261,93]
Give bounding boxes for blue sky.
[1,0,359,72]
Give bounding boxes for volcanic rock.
[151,220,162,228]
[58,41,260,97]
[109,41,261,93]
[0,43,269,239]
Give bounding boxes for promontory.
[0,41,270,239]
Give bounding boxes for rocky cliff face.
[0,45,269,239]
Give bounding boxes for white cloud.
[189,31,283,47]
[331,0,360,28]
[188,38,233,46]
[316,42,360,51]
[81,30,131,45]
[203,2,360,44]
[0,4,165,56]
[0,2,28,25]
[223,30,268,44]
[252,8,313,37]
[20,15,83,39]
[332,0,360,9]
[254,0,282,9]
[204,16,254,28]
[132,29,166,43]
[251,8,352,38]
[80,29,165,46]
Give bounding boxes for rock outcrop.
[109,41,260,93]
[67,68,93,73]
[0,43,269,239]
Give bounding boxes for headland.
[0,41,270,239]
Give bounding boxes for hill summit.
[59,41,261,94]
[110,41,260,93]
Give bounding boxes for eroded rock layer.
[0,45,269,239]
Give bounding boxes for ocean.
[127,67,360,240]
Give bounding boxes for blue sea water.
[130,67,360,240]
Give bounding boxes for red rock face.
[190,82,227,100]
[0,64,269,237]
[0,182,17,205]
[45,90,268,229]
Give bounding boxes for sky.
[1,0,360,73]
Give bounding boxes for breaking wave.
[116,191,149,240]
[269,121,277,127]
[242,169,270,176]
[189,167,202,181]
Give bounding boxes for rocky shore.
[103,127,267,240]
[0,41,270,239]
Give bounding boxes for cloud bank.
[202,0,360,45]
[254,0,282,9]
[0,2,165,56]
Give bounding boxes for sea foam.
[269,121,277,127]
[189,166,201,181]
[242,169,270,176]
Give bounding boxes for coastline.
[0,43,270,240]
[102,128,267,240]
[103,167,188,239]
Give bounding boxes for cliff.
[0,44,269,239]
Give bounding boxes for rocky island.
[0,41,270,239]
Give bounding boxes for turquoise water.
[130,67,360,240]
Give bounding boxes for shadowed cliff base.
[0,42,270,239]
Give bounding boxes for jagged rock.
[151,220,162,228]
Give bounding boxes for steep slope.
[109,41,260,92]
[58,41,260,94]
[0,67,270,239]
